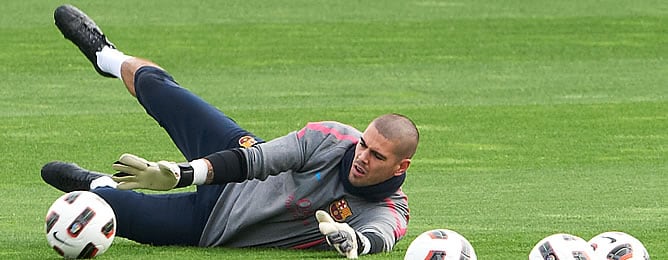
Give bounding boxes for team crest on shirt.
[328,198,353,222]
[238,136,258,148]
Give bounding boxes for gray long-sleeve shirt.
[199,121,410,253]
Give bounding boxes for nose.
[357,149,369,163]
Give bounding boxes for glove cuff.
[356,231,370,255]
[174,163,194,188]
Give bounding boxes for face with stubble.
[348,124,411,187]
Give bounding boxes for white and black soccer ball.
[404,229,477,260]
[589,231,650,260]
[45,191,116,259]
[529,233,594,260]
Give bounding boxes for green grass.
[1,0,666,259]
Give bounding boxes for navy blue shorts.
[93,66,263,246]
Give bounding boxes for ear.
[393,158,411,176]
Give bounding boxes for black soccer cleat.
[41,161,107,192]
[54,4,116,78]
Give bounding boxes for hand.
[111,153,180,191]
[315,210,359,259]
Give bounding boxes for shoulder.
[296,121,361,143]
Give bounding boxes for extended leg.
[54,3,259,158]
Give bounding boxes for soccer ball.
[529,233,594,260]
[45,191,116,259]
[589,231,650,260]
[404,229,477,260]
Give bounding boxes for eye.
[359,138,368,148]
[373,151,386,161]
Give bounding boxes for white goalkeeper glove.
[111,153,192,191]
[316,210,368,259]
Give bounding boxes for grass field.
[1,0,666,259]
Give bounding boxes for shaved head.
[370,113,419,160]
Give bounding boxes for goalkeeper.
[42,5,419,259]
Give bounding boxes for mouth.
[352,162,366,178]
